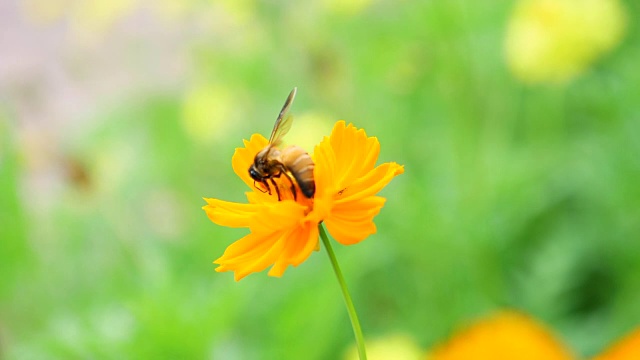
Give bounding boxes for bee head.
[249,163,262,181]
[249,150,268,181]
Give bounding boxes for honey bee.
[249,87,315,201]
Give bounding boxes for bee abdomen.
[296,168,315,198]
[281,146,315,198]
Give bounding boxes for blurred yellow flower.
[323,0,373,16]
[182,85,239,144]
[203,121,403,280]
[343,333,422,360]
[505,0,627,84]
[593,327,640,360]
[426,312,575,360]
[284,111,334,154]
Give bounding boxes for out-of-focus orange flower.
[203,121,403,280]
[593,328,640,360]
[426,311,575,360]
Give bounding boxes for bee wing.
[269,87,297,145]
[270,114,293,146]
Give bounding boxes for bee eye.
[249,167,260,180]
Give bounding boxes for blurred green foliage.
[1,1,639,359]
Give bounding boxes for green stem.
[319,224,367,360]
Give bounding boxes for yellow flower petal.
[209,193,312,280]
[249,200,307,235]
[202,197,263,228]
[214,231,287,281]
[329,121,381,189]
[308,136,337,221]
[427,312,574,360]
[268,222,319,277]
[325,196,385,245]
[325,216,377,245]
[214,220,319,281]
[335,162,404,204]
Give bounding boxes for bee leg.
[282,172,297,201]
[273,166,297,201]
[254,180,270,194]
[272,169,296,201]
[269,178,282,201]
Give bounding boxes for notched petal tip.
[267,266,286,278]
[393,163,405,175]
[327,120,384,188]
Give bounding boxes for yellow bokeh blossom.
[203,121,403,280]
[505,0,627,84]
[426,311,575,360]
[182,85,240,145]
[343,333,422,360]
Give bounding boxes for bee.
[249,87,315,201]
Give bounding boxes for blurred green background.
[1,0,639,358]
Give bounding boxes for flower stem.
[319,224,367,360]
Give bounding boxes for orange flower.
[203,121,403,280]
[427,311,575,360]
[593,327,640,360]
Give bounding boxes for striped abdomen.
[280,146,315,198]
